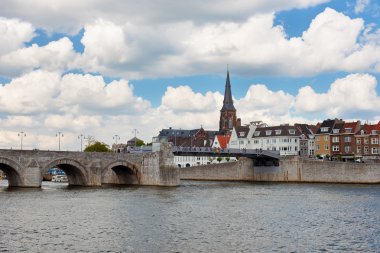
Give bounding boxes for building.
[354,122,380,160]
[248,124,302,156]
[314,118,344,157]
[219,70,241,133]
[295,124,316,157]
[212,134,231,149]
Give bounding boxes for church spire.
[221,69,235,111]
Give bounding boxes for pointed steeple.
[221,70,236,111]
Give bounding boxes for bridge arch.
[102,160,141,185]
[43,158,88,186]
[0,157,25,187]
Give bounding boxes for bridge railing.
[171,146,280,158]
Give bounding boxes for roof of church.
[221,70,236,111]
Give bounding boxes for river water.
[0,180,379,252]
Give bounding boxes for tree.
[226,156,230,162]
[217,157,223,163]
[84,141,110,152]
[135,140,145,147]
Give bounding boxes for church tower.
[219,70,240,133]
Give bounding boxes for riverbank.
[180,157,380,184]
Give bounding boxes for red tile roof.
[216,135,231,148]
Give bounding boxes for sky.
[0,0,379,151]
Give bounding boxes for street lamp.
[18,131,26,150]
[56,132,64,151]
[78,134,86,152]
[113,134,120,144]
[132,129,139,147]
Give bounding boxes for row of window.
[318,136,380,144]
[317,145,379,155]
[254,129,296,136]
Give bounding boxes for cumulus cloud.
[0,37,77,76]
[69,8,380,79]
[295,73,379,117]
[0,17,34,55]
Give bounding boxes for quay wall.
[180,157,380,184]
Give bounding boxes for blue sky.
[0,0,379,149]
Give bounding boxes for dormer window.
[275,130,281,135]
[254,131,260,136]
[372,130,379,134]
[332,129,339,134]
[321,127,329,132]
[266,130,272,135]
[289,129,295,135]
[345,128,352,133]
[239,132,245,137]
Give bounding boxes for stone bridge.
[0,143,179,187]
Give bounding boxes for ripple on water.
[0,181,379,252]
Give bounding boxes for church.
[155,70,240,149]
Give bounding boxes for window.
[371,138,379,144]
[254,131,260,136]
[344,136,351,142]
[294,139,298,143]
[364,146,369,154]
[239,132,245,137]
[316,145,320,151]
[266,139,270,144]
[321,127,329,132]
[289,129,295,135]
[324,144,329,150]
[266,130,272,135]
[275,130,281,135]
[332,145,339,151]
[356,138,361,145]
[372,130,379,134]
[332,129,340,134]
[239,140,244,144]
[324,136,328,141]
[372,147,379,154]
[332,137,339,143]
[345,128,352,133]
[272,139,276,144]
[344,146,351,153]
[356,146,361,153]
[254,140,259,144]
[316,136,320,141]
[364,138,369,144]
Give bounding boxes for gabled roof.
[342,121,360,134]
[316,118,344,134]
[359,121,380,135]
[215,135,231,148]
[252,125,301,138]
[235,126,250,138]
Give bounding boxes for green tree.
[135,140,145,147]
[226,156,230,162]
[84,141,110,152]
[217,157,223,163]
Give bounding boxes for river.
[0,180,379,252]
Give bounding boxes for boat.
[43,168,65,181]
[51,175,68,182]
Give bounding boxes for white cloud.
[0,0,329,33]
[0,37,77,76]
[354,0,370,14]
[0,17,34,55]
[295,73,379,117]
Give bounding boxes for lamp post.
[18,131,26,150]
[132,129,139,147]
[78,134,86,152]
[113,134,120,151]
[56,132,64,151]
